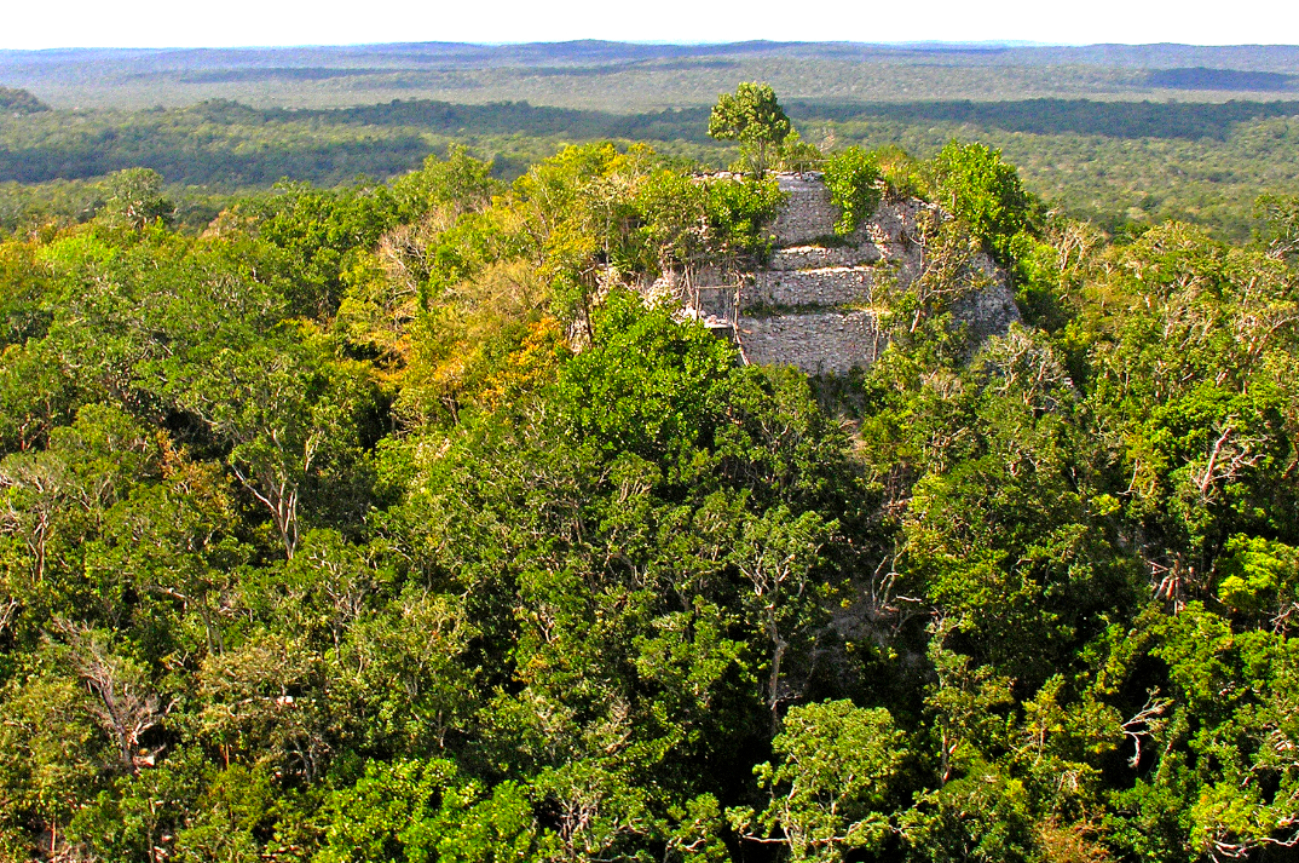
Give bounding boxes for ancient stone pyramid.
[678,172,1021,375]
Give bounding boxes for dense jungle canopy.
[1,87,1299,863]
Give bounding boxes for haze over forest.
[6,41,1299,110]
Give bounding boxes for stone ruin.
[655,172,1021,375]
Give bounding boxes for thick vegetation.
[2,96,1299,863]
[0,87,47,114]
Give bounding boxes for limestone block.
[854,197,934,249]
[772,173,840,246]
[768,244,882,271]
[737,310,883,375]
[747,267,875,309]
[952,278,1022,342]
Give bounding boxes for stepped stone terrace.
[657,172,1020,375]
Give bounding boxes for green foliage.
[4,94,1298,243]
[237,181,404,318]
[702,172,784,260]
[1255,192,1299,262]
[1,117,1299,863]
[0,87,48,114]
[708,82,793,176]
[393,145,501,220]
[731,700,906,861]
[929,140,1034,266]
[774,131,823,173]
[0,239,52,348]
[67,747,208,863]
[553,292,734,463]
[901,759,1038,863]
[1216,534,1299,617]
[822,146,882,236]
[174,764,277,863]
[316,758,453,863]
[99,168,176,231]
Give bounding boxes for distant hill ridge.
[8,40,1299,113]
[0,86,48,114]
[6,41,1299,77]
[1,95,1296,190]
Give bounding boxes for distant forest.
[8,40,1299,113]
[0,86,47,114]
[1,92,1298,239]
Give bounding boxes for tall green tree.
[708,83,793,177]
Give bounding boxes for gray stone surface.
[736,311,883,375]
[748,267,876,309]
[768,244,882,271]
[770,173,840,246]
[952,274,1022,344]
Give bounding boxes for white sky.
[3,0,1298,50]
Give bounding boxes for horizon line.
[5,38,1299,54]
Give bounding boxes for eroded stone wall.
[770,174,840,246]
[747,267,878,309]
[768,244,881,271]
[952,274,1022,343]
[737,311,882,375]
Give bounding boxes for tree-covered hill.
[2,111,1299,862]
[0,86,47,114]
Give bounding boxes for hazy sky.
[4,0,1297,50]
